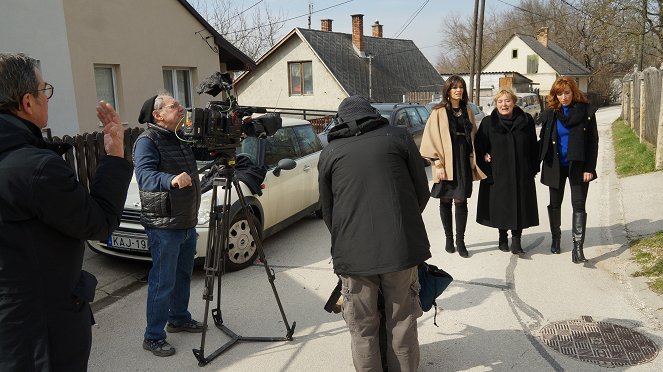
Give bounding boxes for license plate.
[108,234,148,252]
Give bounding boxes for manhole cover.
[539,316,658,367]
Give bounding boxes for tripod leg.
[232,178,296,339]
[195,175,235,365]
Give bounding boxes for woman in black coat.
[539,76,598,263]
[476,87,539,255]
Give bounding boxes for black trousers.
[548,166,589,212]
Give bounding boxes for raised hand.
[96,101,125,157]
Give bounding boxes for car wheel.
[223,211,262,271]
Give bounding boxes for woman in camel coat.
[420,75,486,258]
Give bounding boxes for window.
[512,49,518,59]
[415,107,430,123]
[527,55,539,73]
[292,125,322,156]
[404,108,424,129]
[288,62,313,96]
[94,65,118,110]
[163,68,192,108]
[264,128,298,168]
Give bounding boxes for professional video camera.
[182,72,282,155]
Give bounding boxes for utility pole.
[638,0,646,70]
[367,53,374,100]
[469,0,479,102]
[308,0,313,29]
[475,0,485,106]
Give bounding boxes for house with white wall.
[482,27,591,97]
[0,0,254,136]
[234,15,444,111]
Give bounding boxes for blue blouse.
[556,106,570,166]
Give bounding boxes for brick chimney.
[351,14,364,54]
[372,20,383,38]
[536,27,549,48]
[321,19,333,32]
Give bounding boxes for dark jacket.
[133,124,201,229]
[538,103,599,188]
[318,118,431,276]
[475,108,539,229]
[0,113,132,371]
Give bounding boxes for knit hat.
[336,95,380,125]
[138,95,158,124]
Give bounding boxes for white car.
[87,117,323,271]
[516,93,542,122]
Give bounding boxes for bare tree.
[191,0,286,61]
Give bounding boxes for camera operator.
[135,93,203,357]
[0,52,133,371]
[318,96,431,371]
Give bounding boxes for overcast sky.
[238,0,513,65]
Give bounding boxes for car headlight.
[197,192,213,226]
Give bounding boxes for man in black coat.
[0,53,133,371]
[318,96,430,371]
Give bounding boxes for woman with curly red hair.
[539,76,599,263]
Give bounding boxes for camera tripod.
[193,156,296,366]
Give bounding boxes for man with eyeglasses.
[0,52,133,371]
[134,93,202,357]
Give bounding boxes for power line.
[217,0,355,36]
[235,0,265,17]
[393,0,430,38]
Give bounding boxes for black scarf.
[554,103,588,129]
[498,107,526,131]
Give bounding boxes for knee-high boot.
[498,229,509,252]
[510,229,524,255]
[440,202,454,253]
[548,206,562,254]
[455,203,469,258]
[572,212,588,263]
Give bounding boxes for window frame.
[94,64,119,113]
[162,68,193,108]
[288,61,313,96]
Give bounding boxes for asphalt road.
[84,105,663,371]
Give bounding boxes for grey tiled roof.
[297,28,443,102]
[517,34,591,76]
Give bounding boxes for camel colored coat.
[419,106,486,183]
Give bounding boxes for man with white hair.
[134,93,202,357]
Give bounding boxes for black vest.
[133,124,201,229]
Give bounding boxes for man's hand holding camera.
[171,172,193,189]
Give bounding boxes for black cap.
[337,95,380,125]
[138,95,158,124]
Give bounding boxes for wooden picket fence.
[45,127,144,191]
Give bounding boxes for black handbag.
[418,262,453,326]
[430,182,442,198]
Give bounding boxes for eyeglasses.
[161,101,182,110]
[37,82,54,99]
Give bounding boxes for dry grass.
[631,231,663,294]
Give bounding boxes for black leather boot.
[455,202,469,258]
[572,212,588,263]
[440,202,454,253]
[548,206,561,254]
[498,229,509,252]
[510,229,524,255]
